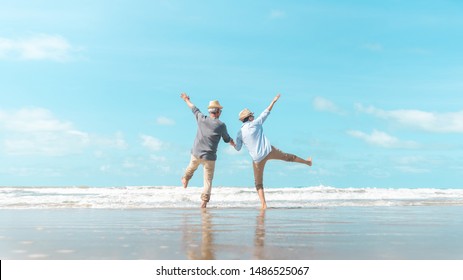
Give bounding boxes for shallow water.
[1,207,462,260]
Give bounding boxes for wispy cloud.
[0,107,127,156]
[0,107,80,134]
[0,107,89,156]
[395,156,425,165]
[141,134,165,151]
[393,156,430,174]
[363,43,383,52]
[356,104,463,133]
[93,131,129,150]
[224,145,244,155]
[396,166,430,174]
[269,9,286,19]
[0,34,79,62]
[156,116,175,126]
[369,168,391,178]
[313,96,344,115]
[347,129,419,149]
[231,159,251,170]
[407,47,431,55]
[1,167,63,178]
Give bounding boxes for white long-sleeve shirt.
[234,109,272,163]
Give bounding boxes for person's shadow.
[183,209,215,260]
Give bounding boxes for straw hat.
[208,100,223,109]
[239,108,254,121]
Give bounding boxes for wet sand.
[1,207,462,260]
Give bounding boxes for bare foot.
[182,177,189,189]
[261,203,267,210]
[307,157,312,166]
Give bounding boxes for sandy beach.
[1,206,462,260]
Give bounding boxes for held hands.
[229,139,236,147]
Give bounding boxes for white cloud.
[393,156,430,174]
[148,155,172,173]
[368,168,390,178]
[0,107,77,133]
[0,107,128,156]
[224,145,244,155]
[356,104,463,133]
[156,116,175,126]
[123,160,136,169]
[269,9,286,19]
[150,155,167,162]
[363,43,383,52]
[113,132,129,149]
[0,34,78,62]
[396,166,430,174]
[395,156,425,165]
[407,48,431,55]
[232,159,251,170]
[347,129,419,149]
[100,165,111,172]
[0,107,89,156]
[141,135,164,151]
[93,132,128,150]
[1,167,62,177]
[313,96,344,114]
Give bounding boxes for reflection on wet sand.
[254,209,266,259]
[183,209,214,260]
[182,209,268,260]
[2,207,461,260]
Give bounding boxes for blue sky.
[1,0,462,188]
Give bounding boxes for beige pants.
[183,155,216,202]
[253,146,296,190]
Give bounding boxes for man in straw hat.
[180,93,235,208]
[232,94,312,209]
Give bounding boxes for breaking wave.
[1,185,463,209]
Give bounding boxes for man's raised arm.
[180,92,195,109]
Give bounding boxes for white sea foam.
[1,185,463,209]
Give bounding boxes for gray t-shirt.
[191,106,231,161]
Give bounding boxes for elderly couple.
[180,93,312,209]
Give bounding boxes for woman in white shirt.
[233,94,312,209]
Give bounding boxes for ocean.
[2,185,463,260]
[1,185,463,209]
